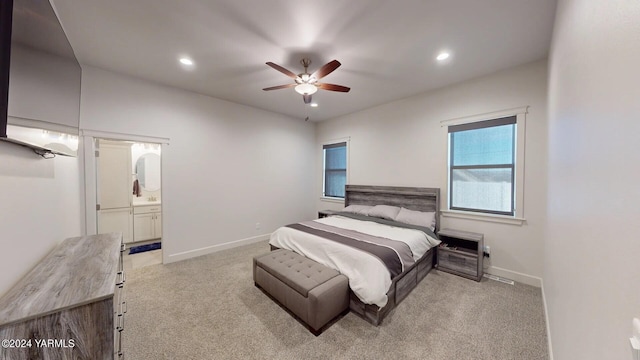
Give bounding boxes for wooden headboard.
[345,185,440,231]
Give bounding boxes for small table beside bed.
[268,185,441,326]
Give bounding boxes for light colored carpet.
[122,241,549,360]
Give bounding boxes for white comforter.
[268,216,440,307]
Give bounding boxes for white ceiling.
[50,0,557,121]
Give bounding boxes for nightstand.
[318,210,338,219]
[436,228,484,281]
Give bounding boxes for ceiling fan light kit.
[295,83,317,95]
[263,58,350,104]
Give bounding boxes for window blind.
[323,142,347,198]
[449,116,516,215]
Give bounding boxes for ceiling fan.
[263,58,350,104]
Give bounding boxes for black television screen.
[0,0,81,157]
[0,0,12,139]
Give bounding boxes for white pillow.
[368,205,401,220]
[394,207,436,231]
[342,205,373,215]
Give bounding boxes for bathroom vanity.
[133,202,162,242]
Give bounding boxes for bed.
[269,185,440,325]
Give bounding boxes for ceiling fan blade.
[303,94,312,104]
[317,83,351,92]
[266,62,297,79]
[263,83,296,91]
[311,60,341,80]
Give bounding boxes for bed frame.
[271,185,440,326]
[343,185,440,325]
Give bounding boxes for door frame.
[81,129,169,257]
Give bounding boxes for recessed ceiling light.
[436,52,450,61]
[310,103,318,107]
[179,57,193,66]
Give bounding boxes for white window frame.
[321,137,350,202]
[440,107,527,225]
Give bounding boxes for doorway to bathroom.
[93,137,163,270]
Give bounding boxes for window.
[448,116,516,215]
[323,142,347,198]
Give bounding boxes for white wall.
[0,42,83,296]
[316,60,548,284]
[545,0,640,359]
[80,66,316,262]
[0,142,82,295]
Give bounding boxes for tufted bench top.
[255,249,340,297]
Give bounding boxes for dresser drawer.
[114,247,126,359]
[119,243,125,272]
[437,248,478,278]
[0,234,123,360]
[134,205,161,214]
[114,313,124,358]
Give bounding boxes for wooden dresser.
[0,233,126,360]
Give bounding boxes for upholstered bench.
[253,249,349,335]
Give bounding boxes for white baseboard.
[165,234,269,263]
[540,279,554,360]
[486,265,542,287]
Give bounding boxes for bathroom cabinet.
[134,205,162,242]
[98,141,132,209]
[100,207,134,244]
[97,140,134,243]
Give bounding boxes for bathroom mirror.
[135,153,161,191]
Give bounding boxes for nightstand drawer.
[438,248,478,277]
[437,228,484,281]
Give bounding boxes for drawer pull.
[116,313,124,331]
[116,271,126,288]
[122,301,127,314]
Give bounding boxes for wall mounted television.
[0,0,81,157]
[0,0,11,139]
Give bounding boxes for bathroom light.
[295,83,317,95]
[436,52,450,61]
[179,57,193,66]
[310,103,318,107]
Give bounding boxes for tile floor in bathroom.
[123,242,162,271]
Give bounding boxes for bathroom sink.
[132,198,161,206]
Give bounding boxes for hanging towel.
[133,179,141,197]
